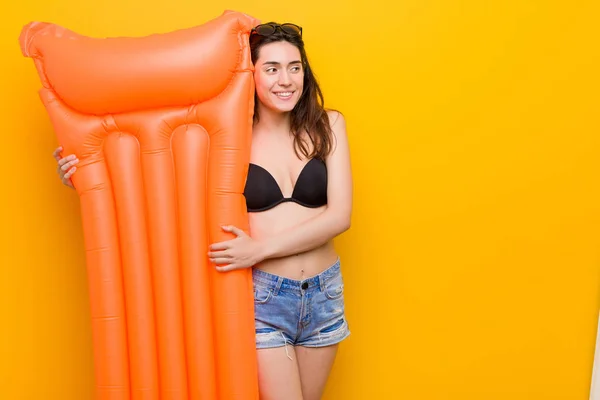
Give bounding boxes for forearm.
[258,208,351,260]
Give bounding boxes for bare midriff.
[249,201,338,281]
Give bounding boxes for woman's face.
[253,41,304,114]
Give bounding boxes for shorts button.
[301,282,309,290]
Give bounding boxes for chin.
[276,104,298,113]
[267,101,298,114]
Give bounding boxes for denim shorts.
[252,258,350,349]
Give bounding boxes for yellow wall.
[2,0,599,399]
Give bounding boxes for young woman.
[54,22,352,400]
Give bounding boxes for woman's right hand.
[53,146,78,189]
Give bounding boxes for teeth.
[275,92,293,97]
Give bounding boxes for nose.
[278,70,292,86]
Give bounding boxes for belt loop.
[319,273,326,292]
[274,276,284,295]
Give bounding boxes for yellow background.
[1,0,600,399]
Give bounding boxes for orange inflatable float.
[19,10,259,400]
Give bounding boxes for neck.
[255,103,292,134]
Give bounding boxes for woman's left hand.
[208,225,265,272]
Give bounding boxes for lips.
[273,91,294,100]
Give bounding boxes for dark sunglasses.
[251,23,303,37]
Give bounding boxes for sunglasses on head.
[251,23,303,37]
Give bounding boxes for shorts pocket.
[254,287,273,304]
[324,279,344,300]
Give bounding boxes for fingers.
[54,150,78,189]
[56,155,79,189]
[52,146,63,161]
[208,249,231,266]
[58,155,78,171]
[208,252,236,272]
[209,242,230,251]
[210,257,233,265]
[208,250,231,258]
[60,160,79,173]
[216,264,238,273]
[221,225,246,237]
[63,166,77,179]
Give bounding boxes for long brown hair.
[250,23,334,160]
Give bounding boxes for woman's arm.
[209,111,353,271]
[257,111,353,259]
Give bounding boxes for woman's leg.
[257,346,304,400]
[296,344,339,400]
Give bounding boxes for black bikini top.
[244,158,328,212]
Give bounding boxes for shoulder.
[324,109,348,158]
[326,109,347,145]
[326,109,345,129]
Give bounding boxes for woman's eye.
[266,68,277,73]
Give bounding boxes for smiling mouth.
[273,91,294,99]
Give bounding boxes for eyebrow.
[262,60,302,66]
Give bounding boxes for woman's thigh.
[296,344,339,400]
[257,346,303,400]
